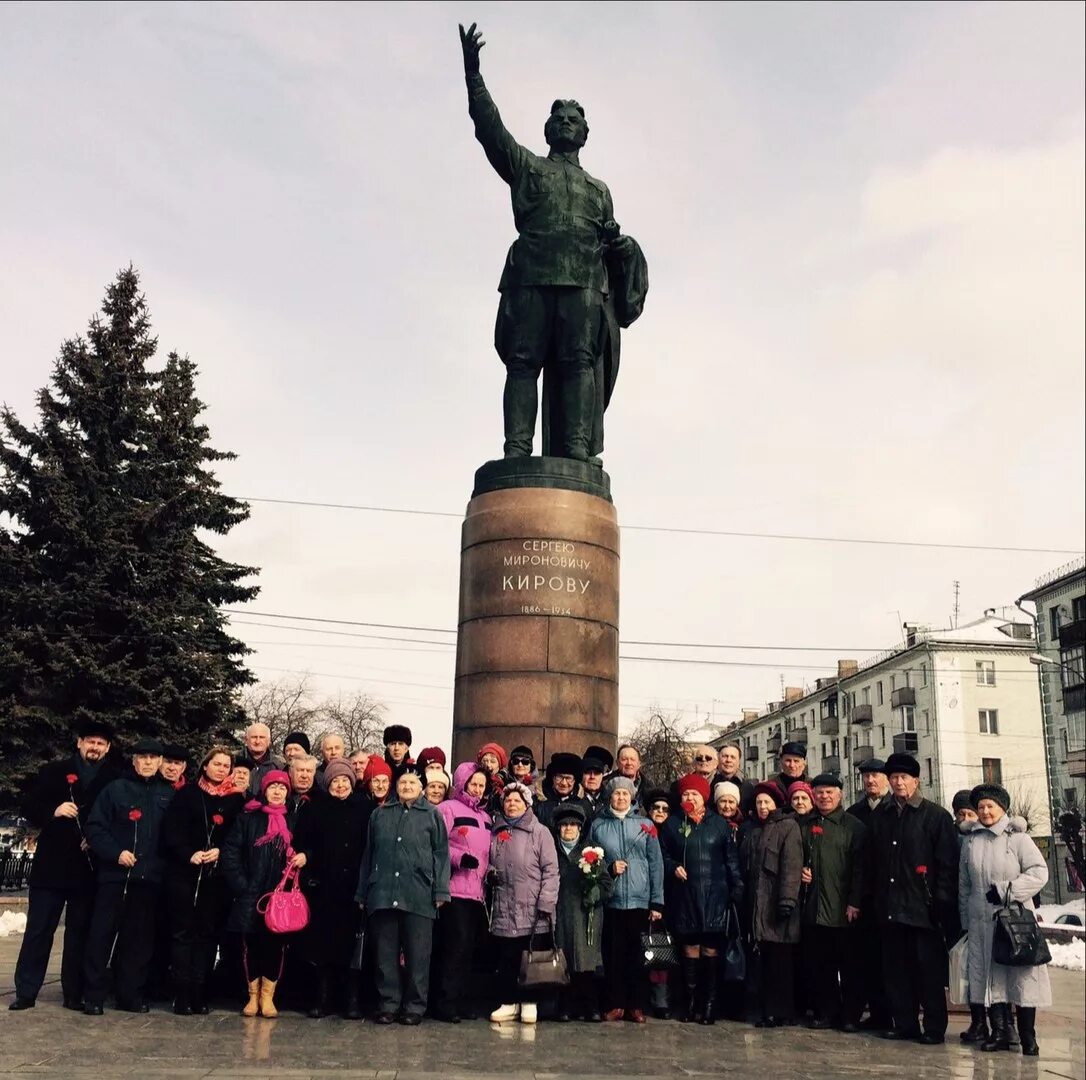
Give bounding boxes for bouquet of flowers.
[578,846,606,944]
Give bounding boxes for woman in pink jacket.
[432,762,492,1022]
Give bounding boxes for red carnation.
[66,773,78,785]
[211,814,224,826]
[916,864,928,875]
[641,822,658,838]
[128,809,142,821]
[497,830,512,842]
[583,849,600,865]
[811,825,824,836]
[457,826,469,838]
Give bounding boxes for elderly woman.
[355,763,449,1025]
[487,781,559,1025]
[789,781,815,819]
[432,763,492,1022]
[959,783,1050,1056]
[740,781,802,1028]
[660,774,743,1026]
[293,758,372,1019]
[362,756,393,806]
[588,776,665,1023]
[220,770,302,1018]
[160,745,243,1015]
[424,766,450,807]
[714,781,745,835]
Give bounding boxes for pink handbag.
[255,864,310,933]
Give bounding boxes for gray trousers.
[370,908,434,1016]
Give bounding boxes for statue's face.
[545,103,587,152]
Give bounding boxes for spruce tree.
[0,268,259,805]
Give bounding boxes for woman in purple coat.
[487,782,559,1025]
[432,762,492,1022]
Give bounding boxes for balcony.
[820,716,839,736]
[1059,619,1086,648]
[852,704,873,725]
[767,735,782,754]
[821,755,841,775]
[1064,685,1086,715]
[893,732,919,755]
[1069,748,1086,779]
[746,745,759,762]
[892,687,916,708]
[792,727,808,745]
[854,745,875,765]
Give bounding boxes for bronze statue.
[460,23,648,464]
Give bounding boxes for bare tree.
[1057,788,1085,893]
[624,708,698,786]
[316,691,387,754]
[236,676,321,751]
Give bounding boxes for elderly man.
[667,745,718,812]
[713,743,755,815]
[288,756,319,813]
[383,725,413,768]
[770,742,809,804]
[9,719,120,1012]
[580,752,608,819]
[866,753,959,1045]
[315,732,346,791]
[282,731,311,762]
[607,745,653,810]
[798,774,866,1031]
[535,753,587,828]
[159,744,189,790]
[82,738,176,1014]
[349,749,371,784]
[242,723,284,795]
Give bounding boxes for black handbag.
[639,925,678,972]
[518,919,570,989]
[722,906,746,982]
[991,890,1051,968]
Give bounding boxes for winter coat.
[293,791,372,963]
[356,796,450,920]
[246,752,286,796]
[867,794,958,931]
[768,771,808,806]
[220,807,296,933]
[85,771,176,885]
[740,810,802,944]
[536,794,591,831]
[959,815,1051,1007]
[846,791,892,827]
[660,812,743,935]
[436,762,492,903]
[588,808,665,912]
[798,806,866,928]
[489,809,559,937]
[554,835,613,973]
[160,783,244,889]
[22,755,121,891]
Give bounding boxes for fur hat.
[885,752,921,778]
[644,787,672,809]
[952,789,975,813]
[583,744,614,772]
[383,724,412,747]
[970,783,1011,813]
[552,802,587,828]
[161,743,189,763]
[76,717,115,741]
[678,773,711,804]
[546,752,583,779]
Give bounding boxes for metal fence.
[0,850,33,891]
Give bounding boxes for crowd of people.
[7,720,1052,1053]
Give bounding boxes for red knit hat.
[363,756,393,782]
[476,741,508,769]
[677,773,711,804]
[787,780,815,802]
[416,746,447,769]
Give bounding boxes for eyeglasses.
[510,756,533,766]
[651,803,670,812]
[694,755,715,763]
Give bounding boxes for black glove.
[985,884,1003,905]
[460,853,479,870]
[777,902,795,921]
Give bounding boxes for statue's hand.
[608,235,635,258]
[459,22,485,76]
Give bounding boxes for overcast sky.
[2,1,1083,749]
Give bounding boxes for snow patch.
[0,911,27,937]
[1048,938,1085,972]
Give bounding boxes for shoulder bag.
[991,887,1051,967]
[255,864,310,934]
[518,917,569,989]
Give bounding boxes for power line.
[235,495,1082,556]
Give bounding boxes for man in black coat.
[535,753,588,830]
[9,719,120,1011]
[82,738,176,1014]
[846,757,893,1030]
[866,753,959,1045]
[769,741,809,804]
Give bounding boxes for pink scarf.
[253,803,293,854]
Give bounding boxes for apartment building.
[714,614,1049,836]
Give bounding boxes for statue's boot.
[502,366,538,458]
[560,363,594,461]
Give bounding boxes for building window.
[920,663,927,687]
[904,669,912,688]
[878,725,886,748]
[923,709,930,734]
[831,738,840,756]
[979,709,999,735]
[1074,595,1086,622]
[1062,729,1070,759]
[821,743,827,759]
[925,758,933,784]
[903,705,916,732]
[877,681,884,706]
[1062,645,1085,690]
[1051,607,1062,640]
[976,661,996,687]
[982,758,1003,784]
[890,674,896,692]
[862,686,870,706]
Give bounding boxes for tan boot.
[259,978,278,1018]
[242,978,260,1017]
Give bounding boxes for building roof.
[1018,555,1086,602]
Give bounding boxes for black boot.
[960,1003,988,1043]
[190,984,210,1016]
[307,970,330,1019]
[172,986,193,1016]
[679,956,699,1023]
[343,974,362,1020]
[1017,1006,1038,1056]
[699,956,718,1026]
[1005,1005,1021,1049]
[981,1003,1011,1051]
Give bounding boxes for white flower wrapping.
[578,846,605,874]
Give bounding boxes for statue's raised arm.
[459,23,527,185]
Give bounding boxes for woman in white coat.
[958,783,1050,1056]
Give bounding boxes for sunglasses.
[510,756,533,766]
[651,802,670,812]
[694,755,715,763]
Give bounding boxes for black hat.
[75,717,115,741]
[858,757,887,775]
[509,745,536,766]
[810,773,842,789]
[132,737,164,756]
[393,761,424,783]
[780,741,807,759]
[884,752,920,778]
[546,752,582,779]
[952,789,974,813]
[383,724,412,746]
[161,743,189,763]
[283,731,311,754]
[552,803,587,828]
[583,744,614,772]
[644,787,672,809]
[233,754,256,770]
[970,784,1011,813]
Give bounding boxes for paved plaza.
[0,917,1082,1080]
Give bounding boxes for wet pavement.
[0,922,1081,1079]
